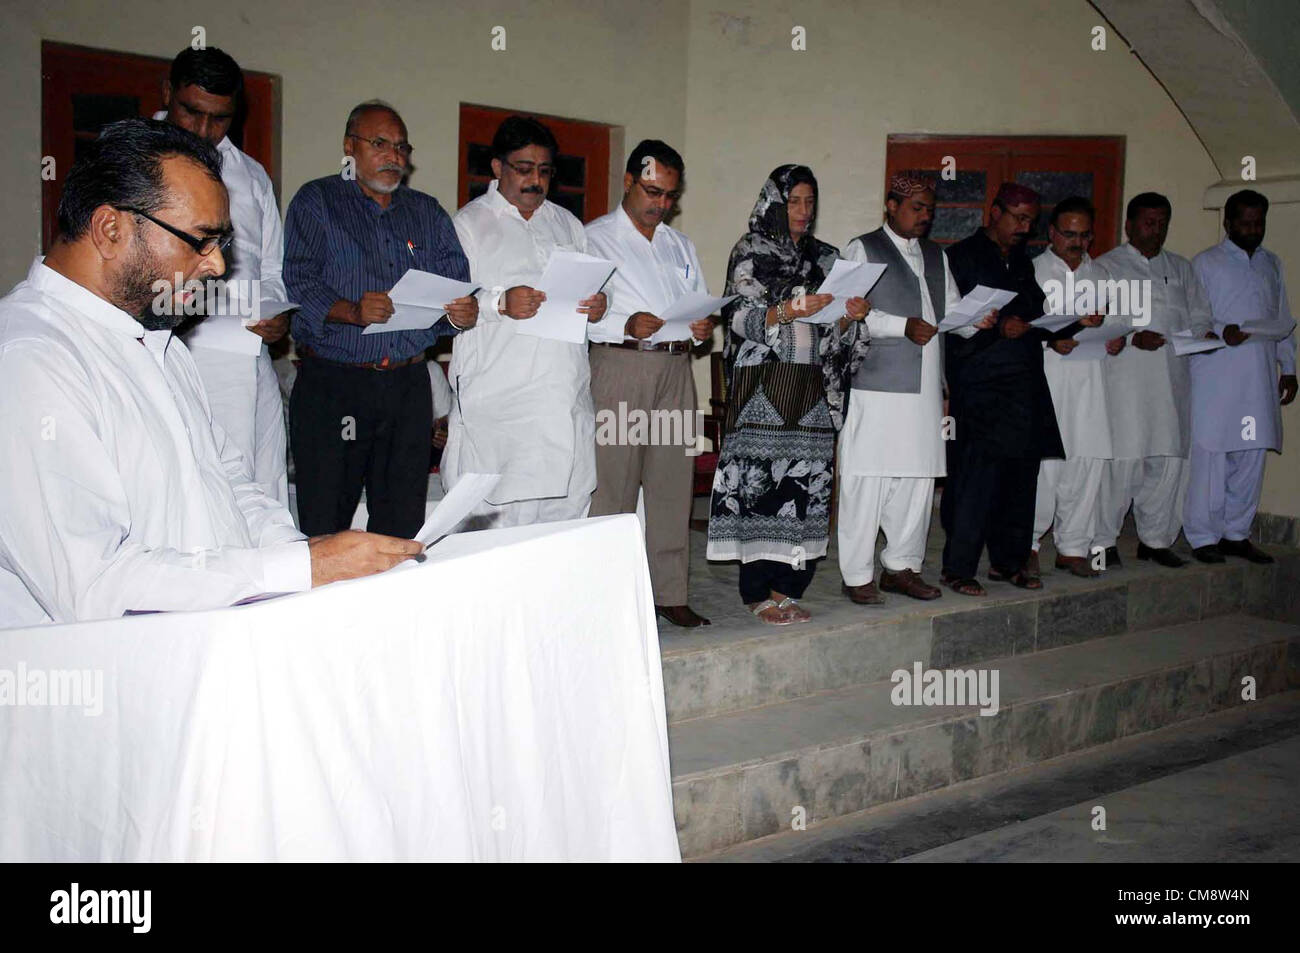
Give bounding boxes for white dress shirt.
[1093,242,1213,458]
[0,261,309,628]
[837,225,959,476]
[445,181,595,505]
[585,204,708,343]
[1033,248,1115,460]
[1190,237,1297,453]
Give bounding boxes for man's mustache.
[522,186,545,194]
[377,163,404,174]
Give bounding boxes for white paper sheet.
[414,472,502,548]
[1030,314,1078,333]
[1171,330,1227,356]
[1238,318,1297,341]
[187,300,300,356]
[938,285,1018,332]
[362,270,481,335]
[646,292,737,344]
[795,259,887,325]
[516,251,616,345]
[1060,338,1110,361]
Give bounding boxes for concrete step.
[669,613,1300,857]
[661,546,1296,724]
[697,689,1300,863]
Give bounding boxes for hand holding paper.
[940,285,1018,332]
[647,292,737,344]
[796,259,887,325]
[362,269,481,335]
[414,473,503,549]
[516,250,616,344]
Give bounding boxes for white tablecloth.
[0,515,679,862]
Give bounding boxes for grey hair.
[345,99,403,137]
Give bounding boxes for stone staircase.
[664,537,1300,858]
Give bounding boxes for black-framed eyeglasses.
[636,179,682,202]
[116,206,234,256]
[347,134,414,158]
[503,159,556,178]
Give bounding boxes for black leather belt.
[595,340,694,356]
[299,345,425,371]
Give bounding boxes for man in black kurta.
[940,183,1071,594]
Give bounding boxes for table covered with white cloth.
[0,514,679,862]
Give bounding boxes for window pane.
[467,143,495,178]
[71,93,140,133]
[1016,171,1094,238]
[902,168,986,204]
[555,154,585,189]
[549,190,585,220]
[930,206,983,243]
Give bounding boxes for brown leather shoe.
[1054,555,1098,578]
[842,581,885,605]
[879,568,942,601]
[655,604,711,627]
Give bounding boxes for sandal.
[748,599,796,626]
[998,569,1042,590]
[941,573,986,597]
[776,597,812,623]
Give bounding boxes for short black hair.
[491,115,558,163]
[625,139,684,179]
[169,46,243,100]
[1126,191,1171,221]
[1224,188,1269,221]
[56,118,223,241]
[1050,195,1095,228]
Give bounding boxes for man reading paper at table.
[445,116,608,528]
[0,120,422,628]
[585,140,713,627]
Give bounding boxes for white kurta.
[585,204,707,341]
[444,181,595,514]
[1189,237,1297,453]
[1033,248,1115,459]
[837,227,956,478]
[0,261,310,629]
[154,117,290,506]
[1092,242,1213,459]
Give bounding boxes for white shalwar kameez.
[444,181,595,528]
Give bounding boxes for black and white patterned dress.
[707,166,843,567]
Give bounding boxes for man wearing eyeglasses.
[583,140,713,627]
[443,115,607,528]
[284,100,477,539]
[155,47,294,508]
[0,120,423,626]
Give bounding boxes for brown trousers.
[588,345,698,604]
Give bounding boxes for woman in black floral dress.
[707,165,869,625]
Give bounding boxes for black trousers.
[940,441,1040,580]
[739,559,818,603]
[289,355,432,538]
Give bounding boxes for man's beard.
[112,235,181,331]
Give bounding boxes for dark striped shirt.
[284,174,470,363]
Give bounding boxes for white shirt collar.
[27,259,146,340]
[1043,246,1090,271]
[485,178,548,223]
[615,202,660,245]
[883,221,920,255]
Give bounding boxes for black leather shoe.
[655,605,711,627]
[1136,542,1185,568]
[1104,546,1122,569]
[1218,538,1274,564]
[1192,545,1226,564]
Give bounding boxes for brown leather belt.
[299,345,425,371]
[595,340,694,356]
